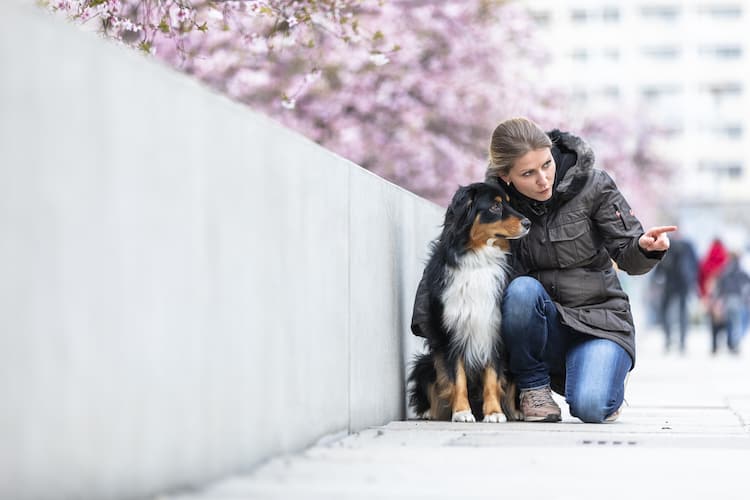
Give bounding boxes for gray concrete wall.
[0,2,442,499]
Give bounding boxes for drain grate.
[580,439,638,446]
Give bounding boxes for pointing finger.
[647,225,678,237]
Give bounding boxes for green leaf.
[373,30,384,41]
[197,22,208,32]
[158,20,170,33]
[138,41,152,53]
[88,0,106,7]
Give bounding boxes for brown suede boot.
[519,385,562,422]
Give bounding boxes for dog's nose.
[522,218,531,230]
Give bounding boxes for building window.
[641,85,683,109]
[640,5,681,21]
[700,122,744,139]
[699,5,743,19]
[601,86,621,99]
[660,122,684,137]
[571,88,588,102]
[698,161,743,178]
[702,82,743,98]
[571,48,589,61]
[722,124,743,139]
[530,10,551,26]
[571,9,588,23]
[603,48,621,61]
[602,6,620,22]
[699,45,743,59]
[641,46,681,60]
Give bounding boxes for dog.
[408,182,530,422]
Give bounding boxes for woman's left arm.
[591,170,673,275]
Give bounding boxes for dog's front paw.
[452,410,476,422]
[483,412,507,423]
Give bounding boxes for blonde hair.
[486,117,552,179]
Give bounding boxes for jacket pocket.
[576,307,633,334]
[548,219,596,268]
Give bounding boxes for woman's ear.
[500,174,510,186]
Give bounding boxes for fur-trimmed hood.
[547,129,595,202]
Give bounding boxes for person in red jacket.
[698,238,731,353]
[698,238,729,299]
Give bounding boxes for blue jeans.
[501,277,632,423]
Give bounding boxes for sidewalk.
[162,327,750,499]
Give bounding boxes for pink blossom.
[368,53,389,66]
[47,0,669,216]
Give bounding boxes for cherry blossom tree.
[46,0,668,213]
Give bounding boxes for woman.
[486,117,673,423]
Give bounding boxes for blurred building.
[521,0,750,249]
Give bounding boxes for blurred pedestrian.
[654,233,698,353]
[709,252,750,354]
[698,238,729,354]
[698,238,729,299]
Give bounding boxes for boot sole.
[523,414,562,422]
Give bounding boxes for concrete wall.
[0,2,442,499]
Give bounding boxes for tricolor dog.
[408,182,530,422]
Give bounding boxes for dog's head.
[443,182,530,253]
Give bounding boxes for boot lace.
[522,387,555,408]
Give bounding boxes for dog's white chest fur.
[441,247,510,372]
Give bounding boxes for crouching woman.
[487,117,673,423]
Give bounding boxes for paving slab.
[159,328,750,499]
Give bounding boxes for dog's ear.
[444,184,475,229]
[443,185,478,260]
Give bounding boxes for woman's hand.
[639,226,677,252]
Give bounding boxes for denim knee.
[504,276,545,302]
[501,277,546,342]
[567,391,611,423]
[502,277,546,324]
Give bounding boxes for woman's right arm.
[590,170,665,275]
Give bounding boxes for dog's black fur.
[408,182,530,422]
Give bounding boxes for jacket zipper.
[614,203,628,230]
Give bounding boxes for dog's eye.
[489,202,503,214]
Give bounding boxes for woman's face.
[500,147,556,202]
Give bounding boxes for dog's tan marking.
[452,359,471,415]
[469,214,525,251]
[428,382,440,418]
[492,238,511,251]
[482,366,503,417]
[431,356,453,420]
[500,378,523,421]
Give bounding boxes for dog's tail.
[407,352,436,417]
